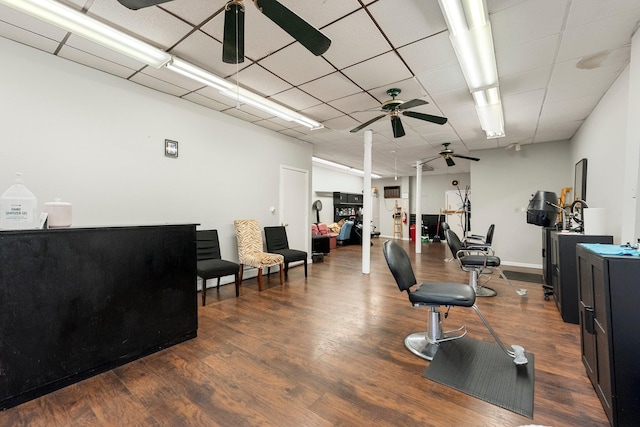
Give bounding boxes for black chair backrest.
[264,226,289,251]
[444,229,464,259]
[197,230,222,261]
[382,240,417,293]
[485,224,495,245]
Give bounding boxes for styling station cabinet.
[576,244,640,426]
[549,231,612,324]
[333,192,363,222]
[0,224,198,410]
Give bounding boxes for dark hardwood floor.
[0,239,609,426]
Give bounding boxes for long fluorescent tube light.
[312,157,381,178]
[221,88,323,130]
[439,0,504,138]
[166,58,233,92]
[0,0,172,68]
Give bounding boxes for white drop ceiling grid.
[0,0,639,177]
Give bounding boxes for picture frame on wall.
[165,139,178,158]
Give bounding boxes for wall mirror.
[574,158,587,202]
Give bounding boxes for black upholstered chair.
[463,223,494,249]
[197,230,240,305]
[264,226,308,278]
[444,228,527,297]
[383,240,527,364]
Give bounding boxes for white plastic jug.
[0,173,38,229]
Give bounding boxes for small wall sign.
[165,139,178,158]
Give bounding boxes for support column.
[362,130,372,274]
[415,161,422,254]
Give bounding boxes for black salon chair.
[264,226,307,278]
[383,240,527,364]
[444,229,527,297]
[463,223,494,249]
[197,230,241,305]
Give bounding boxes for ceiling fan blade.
[445,155,456,167]
[116,0,173,9]
[452,154,480,161]
[402,111,448,125]
[420,155,441,165]
[397,98,428,110]
[255,0,331,56]
[350,114,386,133]
[391,116,405,138]
[223,2,245,64]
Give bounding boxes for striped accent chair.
[234,219,284,291]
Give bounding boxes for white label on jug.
[2,203,32,223]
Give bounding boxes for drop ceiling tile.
[540,95,600,120]
[533,118,582,142]
[87,0,193,49]
[565,0,640,29]
[195,86,237,107]
[269,88,322,111]
[368,0,447,47]
[157,0,222,27]
[322,9,391,69]
[328,92,380,115]
[0,22,60,54]
[299,72,361,102]
[253,119,288,132]
[170,30,249,78]
[416,64,467,96]
[502,88,545,122]
[398,32,458,75]
[557,13,640,62]
[57,45,138,79]
[257,43,335,86]
[278,0,362,28]
[499,66,552,96]
[496,34,559,77]
[546,55,628,103]
[491,0,568,52]
[300,103,344,122]
[129,72,192,97]
[342,52,413,91]
[182,92,228,111]
[222,106,262,122]
[322,115,361,132]
[279,128,306,138]
[233,64,292,97]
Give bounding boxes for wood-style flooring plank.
[0,239,609,426]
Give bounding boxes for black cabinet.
[333,191,363,222]
[577,244,640,426]
[0,225,198,410]
[550,232,612,324]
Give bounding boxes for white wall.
[470,141,572,267]
[0,37,312,264]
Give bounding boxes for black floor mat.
[423,338,534,418]
[502,270,544,284]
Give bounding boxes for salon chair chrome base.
[405,306,467,361]
[470,269,497,297]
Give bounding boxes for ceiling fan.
[117,0,331,64]
[350,88,448,138]
[421,143,480,167]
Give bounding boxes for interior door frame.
[279,165,310,255]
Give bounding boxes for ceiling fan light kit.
[438,0,505,139]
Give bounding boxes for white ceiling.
[1,0,639,177]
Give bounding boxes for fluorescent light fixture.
[312,157,381,178]
[439,0,504,138]
[0,0,172,68]
[221,87,323,130]
[166,58,233,92]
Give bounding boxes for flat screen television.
[526,191,558,227]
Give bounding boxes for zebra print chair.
[234,219,284,291]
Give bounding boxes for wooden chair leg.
[202,278,207,307]
[238,264,244,285]
[217,277,221,290]
[258,267,263,291]
[234,273,240,297]
[279,263,284,285]
[304,259,308,277]
[284,262,289,278]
